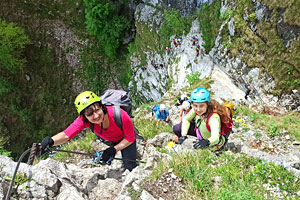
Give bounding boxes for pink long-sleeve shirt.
[63,106,135,143]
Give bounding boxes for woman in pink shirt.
[40,91,137,171]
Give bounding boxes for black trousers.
[120,140,137,171]
[97,135,138,171]
[173,122,196,137]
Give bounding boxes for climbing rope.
[49,148,146,164]
[5,148,31,200]
[5,144,145,200]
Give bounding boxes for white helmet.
[160,104,166,110]
[181,94,187,100]
[182,101,190,110]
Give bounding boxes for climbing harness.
[5,143,145,200]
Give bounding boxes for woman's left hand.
[101,147,117,162]
[193,139,210,149]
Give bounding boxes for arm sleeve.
[207,114,221,145]
[63,116,88,140]
[181,109,196,136]
[121,111,135,143]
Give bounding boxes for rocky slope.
[1,102,299,199]
[129,0,300,111]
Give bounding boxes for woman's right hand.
[40,136,54,155]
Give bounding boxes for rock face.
[129,0,299,112]
[1,125,299,199]
[142,0,213,16]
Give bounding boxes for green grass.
[128,186,142,200]
[150,151,300,199]
[236,106,300,140]
[133,104,173,139]
[50,132,97,162]
[134,119,173,140]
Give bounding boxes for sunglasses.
[84,106,101,117]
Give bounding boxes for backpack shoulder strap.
[206,112,216,133]
[113,105,123,131]
[90,123,94,133]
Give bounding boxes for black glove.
[193,139,210,149]
[100,147,116,163]
[40,136,54,155]
[178,136,187,144]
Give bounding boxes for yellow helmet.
[223,102,236,116]
[74,91,101,114]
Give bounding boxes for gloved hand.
[193,139,210,149]
[40,136,54,155]
[100,147,116,163]
[178,136,187,144]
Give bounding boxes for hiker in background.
[154,104,171,122]
[175,94,189,106]
[154,64,158,70]
[173,39,178,47]
[151,59,155,67]
[222,102,236,119]
[166,47,171,55]
[141,66,147,71]
[196,45,200,57]
[178,101,192,122]
[177,36,182,46]
[245,88,252,100]
[151,104,160,119]
[172,88,232,152]
[192,36,198,46]
[39,91,138,171]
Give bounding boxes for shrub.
[0,20,31,73]
[159,9,192,48]
[198,1,222,52]
[84,0,129,59]
[186,72,201,85]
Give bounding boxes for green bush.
[0,146,11,157]
[0,77,16,96]
[84,0,129,59]
[159,9,192,48]
[0,20,31,73]
[186,72,201,85]
[198,0,222,52]
[249,13,257,22]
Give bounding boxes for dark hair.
[80,101,107,123]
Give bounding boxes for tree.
[0,20,30,73]
[84,0,129,59]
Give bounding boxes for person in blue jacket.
[154,104,171,122]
